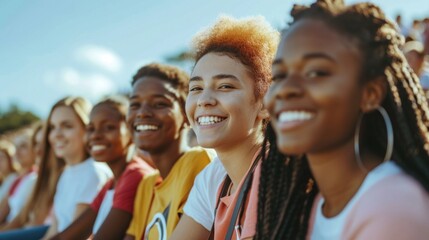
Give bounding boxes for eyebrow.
[272,52,336,66]
[189,74,239,82]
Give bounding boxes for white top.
[0,173,18,200]
[7,171,37,222]
[183,156,226,230]
[92,189,114,234]
[311,161,401,240]
[53,159,112,232]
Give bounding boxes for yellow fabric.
[126,147,214,240]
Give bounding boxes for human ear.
[257,102,270,120]
[360,77,388,113]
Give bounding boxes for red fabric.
[8,167,37,196]
[8,176,24,196]
[112,157,154,213]
[90,157,154,214]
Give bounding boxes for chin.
[277,141,307,156]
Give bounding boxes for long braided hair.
[256,0,429,239]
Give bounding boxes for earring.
[354,106,394,172]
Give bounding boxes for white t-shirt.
[0,173,18,200]
[7,171,37,222]
[311,161,401,240]
[183,156,226,230]
[92,189,114,234]
[53,158,112,232]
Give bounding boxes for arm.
[0,196,10,224]
[50,207,97,240]
[123,234,135,240]
[93,208,132,240]
[170,214,210,240]
[42,217,58,239]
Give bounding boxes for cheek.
[185,98,196,124]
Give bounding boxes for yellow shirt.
[126,147,214,240]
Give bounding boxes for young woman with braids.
[256,0,429,239]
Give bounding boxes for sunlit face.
[186,53,263,150]
[14,135,34,168]
[48,106,86,162]
[265,19,364,155]
[86,104,130,163]
[127,77,186,153]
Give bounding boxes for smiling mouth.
[91,145,107,152]
[197,116,227,126]
[278,111,314,123]
[134,124,159,132]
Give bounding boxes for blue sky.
[1,0,428,118]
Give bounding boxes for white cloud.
[43,67,116,101]
[75,45,123,73]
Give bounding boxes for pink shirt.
[214,154,261,240]
[307,170,429,239]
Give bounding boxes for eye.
[189,86,203,92]
[219,84,234,90]
[306,70,330,79]
[86,125,95,132]
[129,102,140,109]
[105,124,117,131]
[153,101,170,108]
[271,73,287,82]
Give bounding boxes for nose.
[88,127,103,141]
[136,104,153,119]
[197,89,217,107]
[273,75,304,100]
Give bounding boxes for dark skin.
[124,77,189,240]
[51,103,133,240]
[266,19,386,217]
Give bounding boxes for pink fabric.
[307,173,429,239]
[214,151,261,240]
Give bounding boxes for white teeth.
[278,111,313,123]
[135,124,159,132]
[91,145,106,151]
[197,116,225,126]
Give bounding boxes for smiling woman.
[256,0,429,239]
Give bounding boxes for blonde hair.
[14,96,91,227]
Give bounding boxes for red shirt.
[91,157,154,213]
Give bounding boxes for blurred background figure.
[0,140,18,201]
[402,40,429,96]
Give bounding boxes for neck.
[216,132,262,194]
[148,134,189,179]
[107,155,128,181]
[65,150,86,166]
[307,138,380,217]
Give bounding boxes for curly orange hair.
[192,15,279,98]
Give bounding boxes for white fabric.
[183,156,226,230]
[0,173,18,200]
[7,172,37,221]
[92,189,114,234]
[311,161,401,240]
[53,158,112,232]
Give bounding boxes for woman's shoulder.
[344,172,429,238]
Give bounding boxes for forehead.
[276,19,361,61]
[90,104,122,121]
[192,53,253,82]
[131,76,180,99]
[50,106,80,123]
